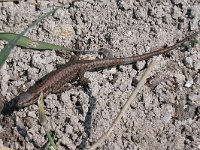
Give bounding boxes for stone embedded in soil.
[185,79,194,88]
[136,60,146,71]
[188,94,200,105]
[194,61,200,70]
[174,73,185,84]
[184,57,193,68]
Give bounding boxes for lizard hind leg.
[78,69,91,87]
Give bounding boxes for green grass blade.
[38,93,57,150]
[0,7,59,69]
[46,132,57,150]
[0,32,83,52]
[0,32,33,48]
[44,133,57,150]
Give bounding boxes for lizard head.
[1,92,35,115]
[16,92,35,108]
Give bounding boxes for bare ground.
[0,0,200,150]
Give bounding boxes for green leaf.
[0,32,33,48]
[0,32,83,52]
[38,93,57,150]
[46,132,57,150]
[0,7,59,69]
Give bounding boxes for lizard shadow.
[0,100,42,149]
[1,98,19,116]
[76,86,97,150]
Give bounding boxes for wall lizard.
[1,31,199,114]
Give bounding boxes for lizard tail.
[122,30,200,65]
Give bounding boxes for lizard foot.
[78,70,91,86]
[98,48,113,59]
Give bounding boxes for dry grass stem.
[89,60,156,150]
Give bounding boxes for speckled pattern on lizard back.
[1,30,199,114]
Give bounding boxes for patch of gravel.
[0,0,200,150]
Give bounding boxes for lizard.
[1,30,200,114]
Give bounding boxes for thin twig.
[88,60,156,150]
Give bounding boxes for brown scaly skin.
[1,30,200,114]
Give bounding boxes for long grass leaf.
[0,32,83,52]
[0,7,59,68]
[0,32,97,53]
[38,93,57,150]
[46,132,57,150]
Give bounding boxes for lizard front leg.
[78,69,91,86]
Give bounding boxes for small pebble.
[188,94,200,105]
[174,73,185,84]
[27,111,37,118]
[53,8,65,19]
[117,0,133,10]
[134,7,147,19]
[185,79,194,88]
[25,143,34,150]
[194,61,200,70]
[184,57,193,68]
[27,67,39,80]
[136,60,146,71]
